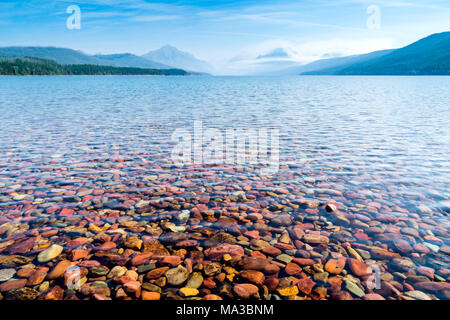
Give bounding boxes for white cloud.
[129,15,179,22]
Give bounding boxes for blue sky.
[0,0,449,68]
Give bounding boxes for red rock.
[141,291,160,300]
[288,227,305,240]
[239,270,265,285]
[0,279,27,292]
[262,246,282,256]
[264,277,279,292]
[292,258,315,266]
[17,268,35,278]
[66,237,90,248]
[93,241,117,251]
[371,248,400,260]
[41,230,58,238]
[238,257,280,274]
[348,258,371,277]
[203,277,216,289]
[324,257,346,275]
[27,269,47,285]
[244,230,259,239]
[363,293,385,300]
[328,277,342,292]
[175,240,199,248]
[159,255,181,266]
[146,267,169,280]
[413,244,430,254]
[354,232,370,241]
[77,260,101,268]
[70,249,90,261]
[204,244,244,260]
[80,284,111,297]
[404,282,414,291]
[123,280,141,298]
[375,281,401,297]
[233,283,259,299]
[41,285,64,300]
[60,208,74,216]
[416,266,434,279]
[393,239,413,254]
[297,278,316,295]
[302,234,329,245]
[131,252,153,266]
[6,237,36,254]
[285,263,302,276]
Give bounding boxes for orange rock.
[297,278,316,295]
[239,270,265,285]
[66,237,90,248]
[0,279,27,292]
[141,291,160,300]
[370,248,400,260]
[292,258,315,266]
[285,262,302,276]
[262,246,282,256]
[324,257,346,275]
[146,267,169,280]
[131,252,153,266]
[17,268,35,278]
[203,277,216,289]
[264,277,279,292]
[327,276,342,292]
[159,255,181,266]
[70,249,90,261]
[42,285,65,300]
[48,260,72,279]
[27,269,47,285]
[123,280,141,298]
[348,258,371,277]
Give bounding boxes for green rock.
[276,254,293,264]
[404,290,431,300]
[186,272,203,289]
[37,244,63,263]
[345,280,365,298]
[165,265,189,286]
[142,283,161,293]
[313,272,329,284]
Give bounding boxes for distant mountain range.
[142,45,214,73]
[226,31,450,75]
[0,47,170,69]
[299,31,450,75]
[1,31,449,76]
[0,45,213,74]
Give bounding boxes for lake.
[0,76,449,300]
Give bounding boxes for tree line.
[0,57,189,76]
